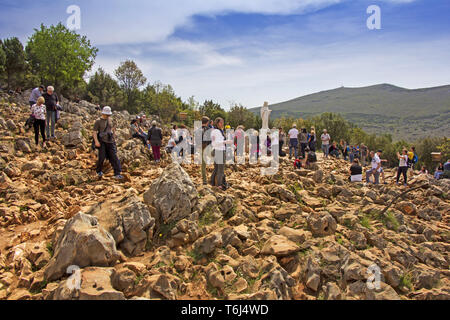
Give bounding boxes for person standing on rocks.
[93,106,123,180]
[288,124,299,159]
[200,116,211,185]
[299,128,309,159]
[366,150,382,184]
[148,120,163,164]
[210,117,232,190]
[360,143,368,166]
[30,96,46,148]
[42,86,59,140]
[396,149,409,186]
[321,129,331,159]
[29,85,44,107]
[308,128,316,152]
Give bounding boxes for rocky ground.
[0,92,449,300]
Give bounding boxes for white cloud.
[79,0,343,45]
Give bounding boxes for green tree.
[200,100,227,121]
[26,23,97,95]
[114,60,147,111]
[0,42,6,75]
[1,37,27,89]
[140,82,183,122]
[227,104,257,129]
[87,68,124,107]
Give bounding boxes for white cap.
[102,106,112,115]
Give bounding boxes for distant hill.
[250,84,450,141]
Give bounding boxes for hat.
[377,149,383,153]
[102,106,112,116]
[292,124,297,128]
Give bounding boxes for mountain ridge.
[250,83,450,141]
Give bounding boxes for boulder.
[15,139,32,153]
[62,129,83,148]
[261,235,300,256]
[43,213,121,281]
[143,163,197,225]
[307,212,337,237]
[6,119,17,131]
[91,193,155,256]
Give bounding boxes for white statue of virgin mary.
[260,101,272,130]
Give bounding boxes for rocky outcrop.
[43,213,121,281]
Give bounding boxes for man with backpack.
[93,106,123,180]
[408,146,418,172]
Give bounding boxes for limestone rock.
[44,213,121,281]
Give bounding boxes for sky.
[1,0,449,109]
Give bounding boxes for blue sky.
[1,0,449,109]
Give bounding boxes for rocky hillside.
[0,92,449,300]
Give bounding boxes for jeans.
[211,150,226,187]
[97,142,122,176]
[349,153,354,163]
[397,166,408,184]
[45,110,56,138]
[33,119,46,145]
[133,133,147,146]
[322,144,329,158]
[289,139,298,159]
[309,141,316,152]
[366,170,380,184]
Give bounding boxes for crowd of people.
[22,85,450,188]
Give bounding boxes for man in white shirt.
[288,124,299,159]
[366,150,382,184]
[321,129,331,159]
[211,117,233,190]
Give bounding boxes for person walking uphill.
[93,106,123,180]
[31,96,46,148]
[210,117,232,190]
[42,86,59,140]
[148,120,163,163]
[29,85,44,107]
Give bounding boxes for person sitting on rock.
[328,142,340,159]
[349,159,363,182]
[130,119,149,148]
[306,147,317,166]
[434,163,444,180]
[93,106,123,180]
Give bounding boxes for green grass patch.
[359,215,372,230]
[46,242,54,257]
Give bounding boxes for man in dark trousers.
[42,86,58,139]
[93,106,123,180]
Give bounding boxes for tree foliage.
[86,68,124,107]
[1,37,27,89]
[115,60,147,111]
[26,23,98,95]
